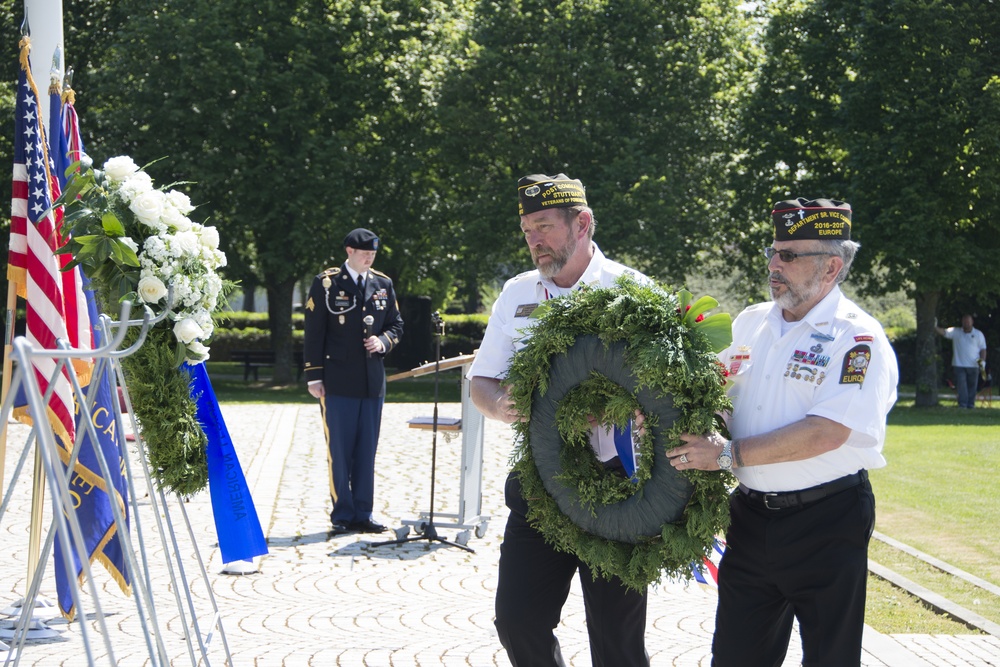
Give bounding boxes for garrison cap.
[518,173,587,216]
[771,198,852,241]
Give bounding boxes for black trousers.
[494,472,649,667]
[712,476,876,667]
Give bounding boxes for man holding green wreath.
[469,173,651,666]
[667,198,898,666]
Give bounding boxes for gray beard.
[770,271,823,312]
[534,236,577,279]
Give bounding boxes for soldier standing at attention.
[304,228,403,536]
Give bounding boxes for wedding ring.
[679,454,689,464]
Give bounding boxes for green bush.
[209,310,481,362]
[441,313,488,358]
[211,326,304,361]
[214,311,305,331]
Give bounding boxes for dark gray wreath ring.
[529,335,694,544]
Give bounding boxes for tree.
[435,0,757,310]
[73,0,472,382]
[729,0,1000,406]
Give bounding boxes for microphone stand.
[370,311,474,553]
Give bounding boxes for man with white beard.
[666,198,898,666]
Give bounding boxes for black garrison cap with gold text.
[771,197,852,241]
[517,174,588,216]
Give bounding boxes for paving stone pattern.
[2,403,998,665]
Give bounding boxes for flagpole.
[0,281,17,499]
[11,0,66,627]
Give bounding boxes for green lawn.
[864,397,1000,632]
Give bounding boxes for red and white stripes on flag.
[9,37,76,445]
[691,536,726,588]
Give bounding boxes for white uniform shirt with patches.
[468,243,648,461]
[720,285,899,492]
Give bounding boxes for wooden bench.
[231,349,304,381]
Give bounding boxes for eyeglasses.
[763,247,834,263]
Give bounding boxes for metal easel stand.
[374,314,492,549]
[0,301,231,666]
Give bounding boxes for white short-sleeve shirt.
[720,286,899,492]
[468,243,647,461]
[943,326,987,368]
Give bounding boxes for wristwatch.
[717,439,734,471]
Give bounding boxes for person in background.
[666,198,898,666]
[303,228,403,536]
[936,314,987,408]
[469,173,651,667]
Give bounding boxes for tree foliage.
[435,0,756,309]
[729,0,1000,405]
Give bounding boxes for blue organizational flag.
[47,85,132,619]
[53,357,132,618]
[185,362,268,563]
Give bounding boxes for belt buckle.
[763,493,782,510]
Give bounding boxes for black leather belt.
[739,471,867,510]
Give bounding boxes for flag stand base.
[1,596,59,620]
[0,597,64,643]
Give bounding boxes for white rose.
[120,237,139,253]
[171,231,201,258]
[103,156,139,182]
[186,341,210,363]
[199,225,220,250]
[161,204,193,232]
[173,318,204,344]
[166,190,195,215]
[137,275,168,303]
[130,190,166,227]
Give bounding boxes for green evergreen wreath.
[505,276,734,591]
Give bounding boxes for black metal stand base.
[369,311,475,554]
[369,522,475,552]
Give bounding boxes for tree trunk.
[914,290,941,407]
[242,273,257,312]
[267,278,297,385]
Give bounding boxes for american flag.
[691,536,726,588]
[9,39,76,445]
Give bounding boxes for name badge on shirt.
[514,303,539,318]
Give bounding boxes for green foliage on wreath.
[120,327,208,495]
[505,276,734,590]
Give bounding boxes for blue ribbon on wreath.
[184,362,268,564]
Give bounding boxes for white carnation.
[173,318,204,344]
[103,156,139,182]
[166,190,195,215]
[142,236,169,264]
[137,275,168,303]
[118,171,154,201]
[130,190,166,227]
[170,274,193,304]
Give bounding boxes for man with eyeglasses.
[666,198,898,666]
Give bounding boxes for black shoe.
[350,519,387,534]
[329,520,354,536]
